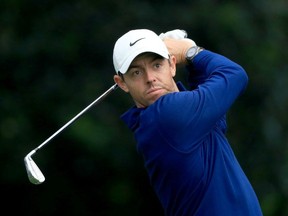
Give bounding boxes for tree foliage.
[1,0,288,215]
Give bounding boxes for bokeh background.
[1,0,288,215]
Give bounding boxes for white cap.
[113,29,169,74]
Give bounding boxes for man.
[112,29,263,215]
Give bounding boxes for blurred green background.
[1,0,288,215]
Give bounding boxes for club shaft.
[29,84,118,156]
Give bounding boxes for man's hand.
[159,29,188,40]
[164,38,196,64]
[159,29,196,64]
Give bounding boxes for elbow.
[236,65,249,92]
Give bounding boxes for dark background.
[1,0,288,215]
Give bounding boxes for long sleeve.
[186,50,248,93]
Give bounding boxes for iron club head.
[24,152,45,184]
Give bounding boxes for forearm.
[186,50,248,93]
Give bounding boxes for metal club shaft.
[24,83,118,184]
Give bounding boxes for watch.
[186,46,204,62]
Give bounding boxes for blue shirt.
[121,50,263,216]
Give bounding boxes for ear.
[113,74,129,92]
[169,55,177,77]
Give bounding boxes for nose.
[145,70,156,84]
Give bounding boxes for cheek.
[127,82,144,97]
[126,79,143,89]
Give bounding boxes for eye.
[154,63,162,69]
[129,69,143,77]
[133,70,141,76]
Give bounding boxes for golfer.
[112,29,263,215]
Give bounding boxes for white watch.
[186,46,204,62]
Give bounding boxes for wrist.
[185,46,204,63]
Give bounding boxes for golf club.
[24,83,118,184]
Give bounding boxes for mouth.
[146,87,163,95]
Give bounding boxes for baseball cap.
[113,29,170,74]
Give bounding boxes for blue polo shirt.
[121,50,263,216]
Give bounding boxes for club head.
[24,155,45,184]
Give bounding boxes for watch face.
[187,46,197,59]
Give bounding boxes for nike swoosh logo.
[129,37,145,46]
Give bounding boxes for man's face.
[114,52,178,108]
